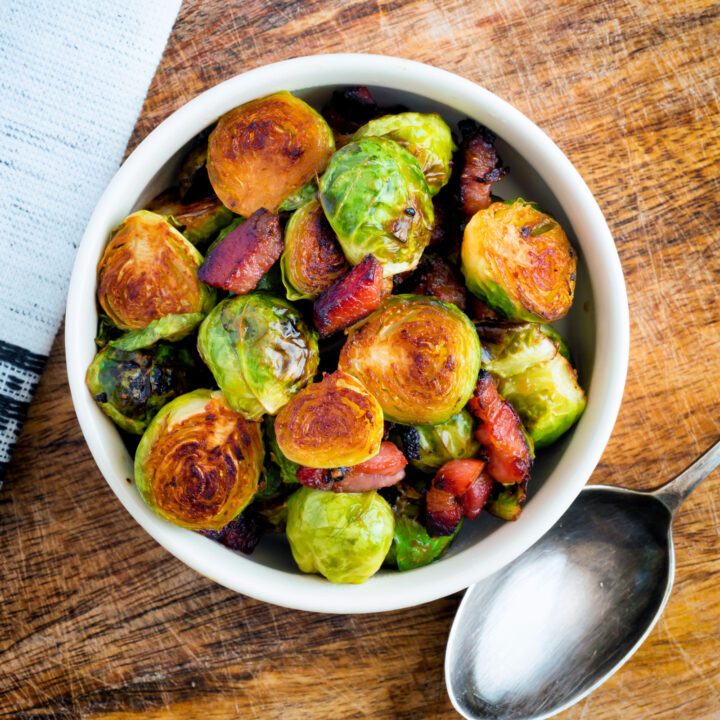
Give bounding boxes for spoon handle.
[651,438,720,514]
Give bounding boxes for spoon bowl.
[446,440,720,720]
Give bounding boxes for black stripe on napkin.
[0,340,47,483]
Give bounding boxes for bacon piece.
[296,466,334,491]
[322,86,380,134]
[461,471,495,519]
[198,209,283,294]
[197,510,261,555]
[313,254,383,337]
[458,120,508,217]
[468,296,501,322]
[468,371,532,485]
[411,255,467,311]
[426,459,492,536]
[434,458,486,495]
[425,486,463,537]
[333,441,407,493]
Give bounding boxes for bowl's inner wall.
[118,84,595,573]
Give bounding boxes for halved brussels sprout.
[383,485,460,571]
[274,370,384,468]
[353,112,456,195]
[146,188,235,246]
[338,295,481,425]
[97,211,215,343]
[197,293,319,420]
[134,389,264,530]
[207,91,335,216]
[395,410,480,474]
[319,136,434,276]
[461,199,577,321]
[481,323,586,448]
[286,487,394,583]
[281,197,349,301]
[86,341,200,434]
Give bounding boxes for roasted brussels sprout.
[86,341,200,434]
[486,481,527,521]
[274,370,384,468]
[319,137,434,276]
[461,199,577,322]
[197,293,319,420]
[207,91,335,216]
[395,410,480,474]
[97,211,215,346]
[286,487,394,583]
[134,389,264,530]
[481,324,586,448]
[353,112,455,195]
[281,197,349,301]
[146,188,234,246]
[338,295,481,425]
[383,485,460,571]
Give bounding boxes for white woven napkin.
[0,0,182,480]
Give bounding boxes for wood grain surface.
[2,1,719,718]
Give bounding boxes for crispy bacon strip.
[425,486,464,537]
[295,442,407,493]
[198,209,283,294]
[333,441,407,493]
[468,296,501,322]
[458,120,508,217]
[313,254,384,337]
[410,255,467,310]
[468,371,532,485]
[461,471,495,519]
[197,510,261,555]
[426,459,490,536]
[434,459,487,495]
[296,466,334,491]
[322,86,380,134]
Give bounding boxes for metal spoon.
[446,439,720,720]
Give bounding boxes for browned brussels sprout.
[461,199,577,322]
[134,390,264,530]
[281,197,349,301]
[97,211,215,346]
[274,370,384,468]
[338,295,481,425]
[85,341,200,434]
[207,91,335,216]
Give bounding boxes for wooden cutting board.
[2,1,719,718]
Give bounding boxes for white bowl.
[65,54,629,614]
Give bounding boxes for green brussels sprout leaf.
[277,179,318,213]
[109,312,205,352]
